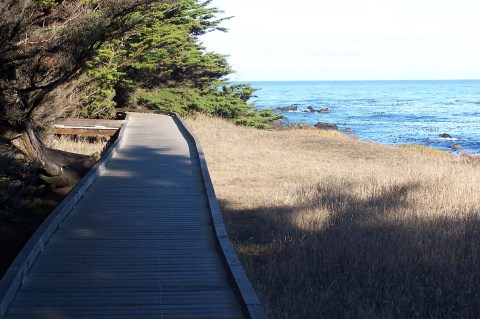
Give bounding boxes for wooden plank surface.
[2,113,247,319]
[52,127,119,137]
[53,118,125,136]
[54,118,125,128]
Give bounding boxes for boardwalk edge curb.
[0,114,129,318]
[172,114,268,319]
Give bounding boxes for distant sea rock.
[307,106,331,113]
[451,144,463,150]
[314,122,339,131]
[273,105,298,112]
[273,105,331,113]
[439,133,452,138]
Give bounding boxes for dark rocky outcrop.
[306,106,330,113]
[451,144,463,150]
[314,122,339,131]
[273,105,331,113]
[439,133,452,138]
[273,105,298,112]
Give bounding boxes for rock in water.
[273,105,298,112]
[439,133,452,138]
[451,144,463,150]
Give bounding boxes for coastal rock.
[451,144,463,150]
[280,122,317,130]
[303,106,331,113]
[314,122,338,131]
[273,105,298,112]
[274,105,331,114]
[269,120,284,129]
[439,133,452,138]
[344,128,353,132]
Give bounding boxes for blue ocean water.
[249,80,480,154]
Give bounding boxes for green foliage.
[79,42,131,118]
[78,0,278,128]
[80,0,228,117]
[82,0,101,5]
[140,84,282,128]
[139,89,192,114]
[233,110,282,130]
[119,0,232,89]
[35,0,58,8]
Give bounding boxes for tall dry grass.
[186,115,480,319]
[44,135,108,156]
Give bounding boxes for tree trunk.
[1,63,97,188]
[13,122,98,187]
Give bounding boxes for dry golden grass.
[399,144,454,157]
[286,129,352,139]
[44,135,107,155]
[186,115,480,319]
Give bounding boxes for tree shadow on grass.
[219,181,480,319]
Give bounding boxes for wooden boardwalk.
[0,113,265,318]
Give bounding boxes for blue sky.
[201,0,480,81]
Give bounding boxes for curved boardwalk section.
[0,113,265,319]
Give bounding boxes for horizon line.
[234,78,480,83]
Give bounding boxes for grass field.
[186,115,480,319]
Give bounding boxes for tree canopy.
[0,0,280,186]
[76,0,280,128]
[0,0,171,129]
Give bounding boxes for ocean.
[248,80,480,154]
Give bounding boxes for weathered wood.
[52,127,119,137]
[0,113,266,319]
[55,118,125,127]
[52,118,124,136]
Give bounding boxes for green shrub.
[139,86,282,129]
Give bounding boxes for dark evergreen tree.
[82,0,281,127]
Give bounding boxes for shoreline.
[252,80,480,154]
[273,118,478,155]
